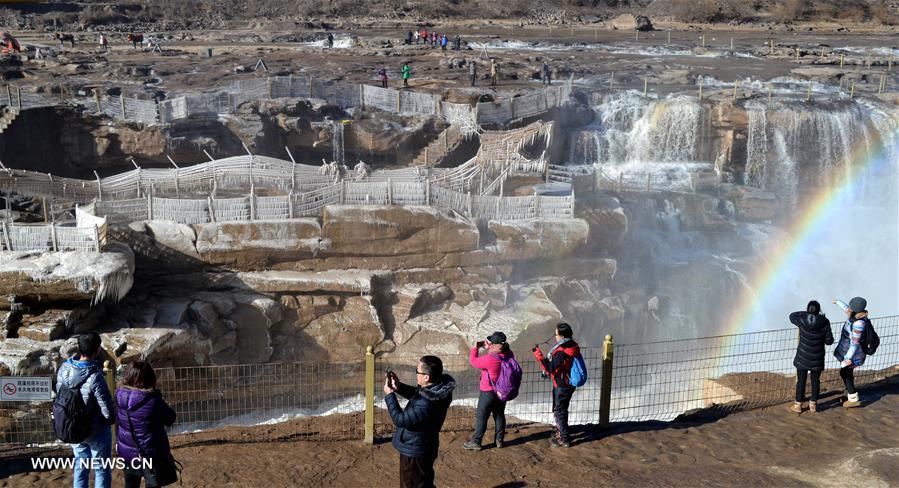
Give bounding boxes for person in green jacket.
[402,62,411,86]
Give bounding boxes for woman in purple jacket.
[116,362,177,488]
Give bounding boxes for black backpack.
[52,375,92,443]
[861,319,880,356]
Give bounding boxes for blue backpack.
[568,353,587,387]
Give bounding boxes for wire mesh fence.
[1,316,897,449]
[611,315,899,422]
[156,361,365,441]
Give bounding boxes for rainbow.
[721,113,899,339]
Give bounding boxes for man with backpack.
[533,322,583,448]
[463,332,520,451]
[55,332,116,488]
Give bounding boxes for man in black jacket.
[384,356,455,488]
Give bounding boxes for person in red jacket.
[463,331,513,450]
[533,322,579,448]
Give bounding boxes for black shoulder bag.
[126,409,182,487]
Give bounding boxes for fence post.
[359,84,364,107]
[467,191,472,217]
[94,171,102,201]
[50,224,58,251]
[268,78,273,99]
[364,346,375,444]
[249,187,256,220]
[119,94,126,119]
[147,195,153,220]
[288,193,294,219]
[93,224,101,251]
[104,360,117,455]
[94,91,101,114]
[340,179,346,204]
[396,91,401,113]
[1,222,10,250]
[16,86,21,111]
[425,180,431,205]
[387,178,393,205]
[207,195,216,222]
[599,334,614,428]
[5,84,10,107]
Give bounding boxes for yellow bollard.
[667,31,671,44]
[103,360,117,455]
[364,346,375,444]
[730,37,734,50]
[850,82,855,98]
[770,39,774,55]
[767,83,772,102]
[643,78,648,97]
[879,74,886,94]
[609,71,614,92]
[733,80,738,100]
[840,54,844,67]
[599,334,614,428]
[698,82,703,101]
[796,47,800,61]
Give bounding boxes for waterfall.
[744,100,899,204]
[332,121,345,165]
[591,93,711,165]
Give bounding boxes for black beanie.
[848,297,867,312]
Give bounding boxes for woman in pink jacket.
[463,331,513,450]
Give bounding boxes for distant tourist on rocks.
[469,60,477,87]
[789,300,834,414]
[414,30,420,44]
[463,332,521,451]
[432,32,438,48]
[327,33,334,49]
[127,33,144,49]
[116,361,180,488]
[384,356,455,488]
[490,59,498,86]
[441,34,448,51]
[379,67,389,88]
[56,32,75,49]
[421,28,428,45]
[402,62,411,87]
[99,33,109,52]
[55,332,116,488]
[406,31,414,45]
[833,297,873,408]
[454,34,461,51]
[542,61,552,85]
[533,323,583,448]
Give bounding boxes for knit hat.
[486,332,507,344]
[849,296,867,312]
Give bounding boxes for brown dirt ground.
[2,380,898,487]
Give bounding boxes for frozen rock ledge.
[0,242,135,307]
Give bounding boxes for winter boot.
[809,401,818,413]
[789,402,803,414]
[843,392,861,408]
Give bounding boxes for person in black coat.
[385,355,455,488]
[789,300,834,413]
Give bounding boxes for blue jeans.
[72,425,112,488]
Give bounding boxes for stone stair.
[0,107,19,134]
[411,125,465,167]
